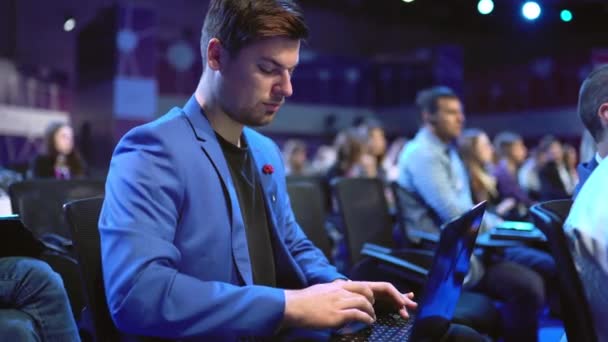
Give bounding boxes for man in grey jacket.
[397,86,547,342]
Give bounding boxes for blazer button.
[271,195,276,202]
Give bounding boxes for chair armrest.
[408,230,440,244]
[361,245,429,277]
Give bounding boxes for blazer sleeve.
[99,125,285,339]
[271,143,346,285]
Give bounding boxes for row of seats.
[3,178,604,340]
[287,176,603,341]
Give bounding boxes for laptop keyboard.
[332,313,416,342]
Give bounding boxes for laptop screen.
[415,201,486,323]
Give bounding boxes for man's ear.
[423,111,438,125]
[206,38,223,71]
[598,102,608,127]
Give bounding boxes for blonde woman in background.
[459,128,517,218]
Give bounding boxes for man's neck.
[597,140,608,159]
[424,124,452,145]
[195,84,243,147]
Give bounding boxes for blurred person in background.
[383,137,408,182]
[397,86,550,341]
[459,128,517,218]
[361,120,388,180]
[282,139,312,176]
[29,122,86,180]
[537,136,574,200]
[325,128,371,181]
[517,147,545,201]
[563,144,579,190]
[310,145,336,175]
[493,132,534,217]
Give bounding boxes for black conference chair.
[9,179,105,248]
[286,180,333,260]
[332,178,433,275]
[64,197,121,342]
[332,177,500,337]
[531,199,598,342]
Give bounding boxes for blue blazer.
[99,96,343,340]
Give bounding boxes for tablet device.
[496,220,535,231]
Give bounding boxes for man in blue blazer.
[99,0,416,340]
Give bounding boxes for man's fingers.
[339,294,376,320]
[365,282,406,307]
[398,306,411,320]
[341,308,375,325]
[342,282,375,304]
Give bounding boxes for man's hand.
[282,281,417,329]
[360,281,417,320]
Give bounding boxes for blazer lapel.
[181,96,253,285]
[244,129,278,221]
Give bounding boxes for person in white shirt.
[563,64,608,341]
[572,64,608,196]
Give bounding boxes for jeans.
[0,257,80,342]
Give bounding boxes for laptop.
[331,201,487,341]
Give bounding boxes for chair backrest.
[286,175,331,214]
[286,180,333,260]
[390,181,411,236]
[64,196,120,342]
[332,177,395,265]
[530,199,597,342]
[9,179,105,238]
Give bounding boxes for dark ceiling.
[301,0,608,34]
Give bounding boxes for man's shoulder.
[120,107,187,140]
[568,158,608,227]
[400,134,442,163]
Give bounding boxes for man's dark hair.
[200,0,308,68]
[578,64,608,142]
[415,86,459,115]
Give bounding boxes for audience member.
[310,145,336,175]
[383,137,408,182]
[361,121,388,180]
[282,139,312,176]
[562,61,608,342]
[0,256,80,341]
[99,1,418,340]
[326,128,370,181]
[517,147,545,200]
[29,122,86,179]
[493,132,534,213]
[537,136,573,200]
[459,128,516,217]
[397,85,549,341]
[563,144,579,189]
